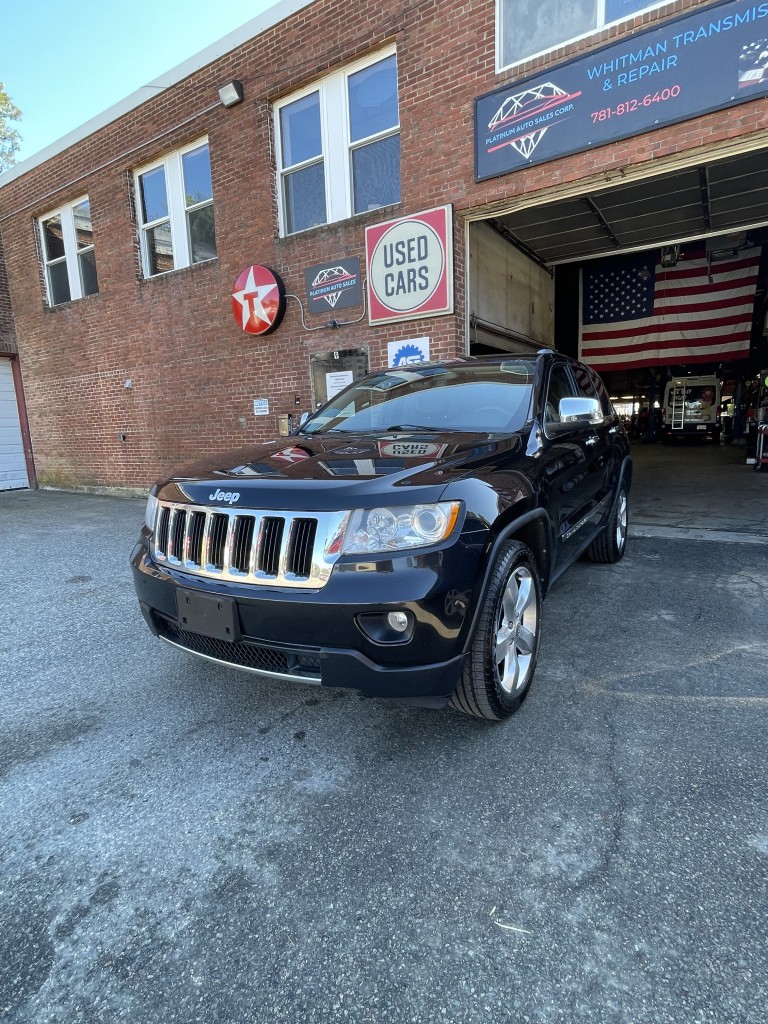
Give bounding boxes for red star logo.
[231,265,286,335]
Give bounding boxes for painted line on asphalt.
[578,683,768,707]
[577,639,768,705]
[630,524,768,545]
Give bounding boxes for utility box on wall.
[310,349,369,409]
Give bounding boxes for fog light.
[356,610,414,644]
[387,611,410,633]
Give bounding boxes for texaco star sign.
[231,265,286,335]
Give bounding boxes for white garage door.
[0,358,29,490]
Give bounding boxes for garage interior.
[467,144,768,534]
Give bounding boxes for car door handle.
[585,436,598,446]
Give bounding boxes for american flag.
[578,247,761,371]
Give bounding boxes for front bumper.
[130,540,477,705]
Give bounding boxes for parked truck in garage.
[661,375,721,443]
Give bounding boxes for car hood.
[157,430,525,509]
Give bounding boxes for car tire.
[450,540,542,721]
[585,484,628,563]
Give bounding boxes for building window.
[275,48,400,235]
[135,139,216,277]
[39,198,99,306]
[498,0,668,70]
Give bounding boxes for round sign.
[368,221,445,315]
[231,265,286,335]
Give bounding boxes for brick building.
[2,0,768,491]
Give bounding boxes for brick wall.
[0,0,765,489]
[0,228,16,354]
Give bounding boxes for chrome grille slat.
[168,507,187,563]
[232,516,254,575]
[187,511,206,567]
[157,506,170,555]
[250,512,266,577]
[262,517,283,576]
[150,501,350,590]
[201,512,214,569]
[209,514,227,570]
[289,518,316,578]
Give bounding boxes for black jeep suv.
[130,351,631,720]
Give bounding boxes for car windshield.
[301,361,535,435]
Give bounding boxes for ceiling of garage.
[489,147,768,267]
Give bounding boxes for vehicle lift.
[755,371,768,472]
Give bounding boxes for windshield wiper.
[381,424,444,432]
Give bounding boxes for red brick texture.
[0,0,766,489]
[0,230,16,354]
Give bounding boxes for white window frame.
[39,196,97,306]
[496,0,671,73]
[274,45,400,236]
[134,137,216,278]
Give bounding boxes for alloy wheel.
[493,566,538,695]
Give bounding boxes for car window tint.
[573,365,598,401]
[544,365,576,426]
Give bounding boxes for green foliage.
[0,83,22,172]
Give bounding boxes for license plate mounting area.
[176,588,240,642]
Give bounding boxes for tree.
[0,83,22,172]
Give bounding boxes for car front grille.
[151,501,350,589]
[157,618,322,682]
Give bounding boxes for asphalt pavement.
[1,487,767,1024]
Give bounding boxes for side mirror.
[548,397,602,432]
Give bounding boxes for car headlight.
[144,488,159,531]
[342,501,462,554]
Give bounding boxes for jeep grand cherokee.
[130,352,631,720]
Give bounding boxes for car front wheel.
[450,540,542,721]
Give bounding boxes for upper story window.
[275,48,401,235]
[498,0,669,70]
[39,197,98,306]
[135,139,216,278]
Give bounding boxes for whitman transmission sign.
[475,0,768,181]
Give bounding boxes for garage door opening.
[467,143,768,532]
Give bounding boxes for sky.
[1,0,283,164]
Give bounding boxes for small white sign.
[387,337,430,368]
[253,398,270,416]
[326,370,354,399]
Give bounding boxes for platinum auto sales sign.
[366,205,453,325]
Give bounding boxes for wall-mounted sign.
[366,206,453,325]
[231,265,286,335]
[326,370,354,399]
[305,258,362,314]
[253,398,270,416]
[387,337,431,367]
[475,0,768,181]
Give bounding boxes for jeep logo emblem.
[209,489,240,505]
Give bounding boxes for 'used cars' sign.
[366,206,453,325]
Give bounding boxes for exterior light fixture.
[660,245,680,268]
[218,80,244,108]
